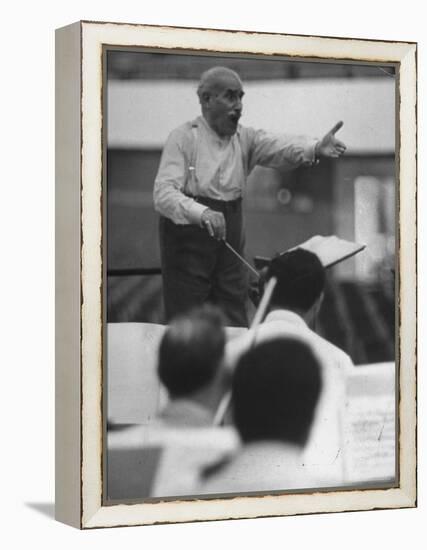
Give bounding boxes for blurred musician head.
[232,336,322,448]
[266,248,326,327]
[157,305,227,423]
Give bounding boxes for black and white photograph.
[104,48,397,502]
[1,0,423,544]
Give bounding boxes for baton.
[224,241,260,279]
[203,219,259,279]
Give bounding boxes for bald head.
[197,66,244,138]
[197,66,243,100]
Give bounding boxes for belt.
[187,194,242,208]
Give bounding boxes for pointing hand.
[316,121,347,159]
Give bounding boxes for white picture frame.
[55,20,417,529]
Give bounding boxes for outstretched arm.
[315,121,347,159]
[244,121,346,173]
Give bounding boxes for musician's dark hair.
[267,248,325,312]
[232,337,322,446]
[158,305,225,398]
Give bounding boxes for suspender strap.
[186,119,245,193]
[187,122,198,190]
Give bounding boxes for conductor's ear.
[200,91,211,106]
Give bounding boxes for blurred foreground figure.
[225,248,354,485]
[154,66,346,326]
[107,306,239,499]
[156,306,228,427]
[198,337,322,493]
[150,306,238,496]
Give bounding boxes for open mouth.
[228,113,241,124]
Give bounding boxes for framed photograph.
[55,20,417,529]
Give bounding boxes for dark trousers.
[159,197,248,327]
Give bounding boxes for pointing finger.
[329,120,344,135]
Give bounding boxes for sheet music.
[296,235,365,268]
[343,363,396,484]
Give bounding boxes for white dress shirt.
[196,440,319,494]
[153,115,318,225]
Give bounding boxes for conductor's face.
[204,73,244,138]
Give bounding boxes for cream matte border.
[77,21,416,528]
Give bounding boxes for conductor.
[153,66,346,326]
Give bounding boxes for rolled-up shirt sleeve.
[245,127,319,172]
[153,128,208,225]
